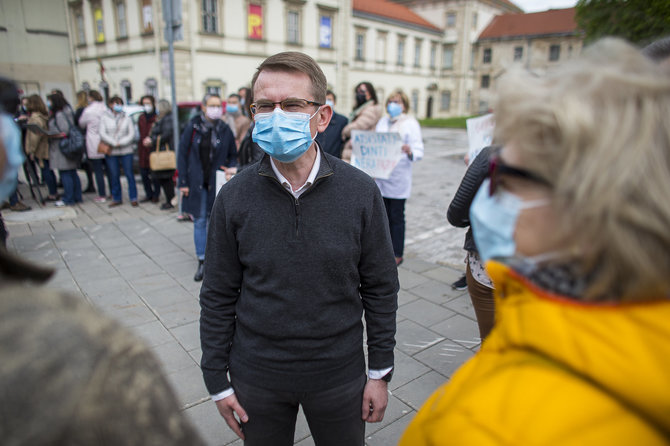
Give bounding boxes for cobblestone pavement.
[4,127,473,445]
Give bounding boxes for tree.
[576,0,670,45]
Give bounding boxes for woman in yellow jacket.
[400,38,670,445]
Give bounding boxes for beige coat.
[24,112,49,164]
[340,102,382,162]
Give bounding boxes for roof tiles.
[479,7,578,40]
[353,0,442,32]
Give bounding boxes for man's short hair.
[326,90,337,102]
[202,93,221,106]
[251,52,327,104]
[227,93,241,101]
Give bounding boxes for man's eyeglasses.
[488,150,551,196]
[250,98,322,115]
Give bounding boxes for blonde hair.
[494,38,670,302]
[75,90,88,109]
[157,99,171,117]
[386,89,410,113]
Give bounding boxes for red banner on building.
[248,4,263,40]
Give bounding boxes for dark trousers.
[140,167,160,199]
[60,169,82,204]
[40,159,58,197]
[90,158,111,198]
[232,374,366,446]
[157,177,174,203]
[383,197,406,258]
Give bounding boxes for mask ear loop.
[308,105,322,140]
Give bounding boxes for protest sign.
[466,113,494,164]
[350,130,403,179]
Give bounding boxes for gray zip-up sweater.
[199,149,399,394]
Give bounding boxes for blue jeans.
[106,154,137,203]
[60,169,82,204]
[40,159,57,196]
[193,189,210,260]
[90,158,110,198]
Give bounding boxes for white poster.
[466,113,495,164]
[350,130,403,180]
[216,170,227,195]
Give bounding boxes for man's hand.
[215,394,249,440]
[221,165,237,180]
[179,187,189,197]
[361,379,388,423]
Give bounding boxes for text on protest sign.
[350,130,403,180]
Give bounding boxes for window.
[82,81,91,92]
[414,39,421,67]
[472,12,477,29]
[514,46,523,61]
[397,37,405,66]
[287,10,300,44]
[116,1,128,38]
[470,47,475,69]
[411,90,418,114]
[442,45,454,69]
[446,12,456,28]
[430,42,437,68]
[355,32,365,61]
[92,2,105,43]
[100,81,109,102]
[466,90,471,111]
[481,75,490,89]
[141,0,153,33]
[483,48,491,64]
[549,44,561,61]
[441,91,451,111]
[73,8,85,44]
[206,85,221,96]
[145,78,158,98]
[202,0,218,34]
[376,33,387,62]
[120,80,132,103]
[319,14,332,48]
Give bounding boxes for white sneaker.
[93,196,107,203]
[54,200,66,207]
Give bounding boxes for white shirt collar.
[270,147,321,198]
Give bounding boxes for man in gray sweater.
[199,52,399,445]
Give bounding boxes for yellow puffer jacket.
[399,261,670,445]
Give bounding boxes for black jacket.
[199,148,399,394]
[315,111,348,158]
[447,146,493,252]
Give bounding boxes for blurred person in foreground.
[199,51,398,445]
[400,38,670,445]
[374,89,424,266]
[0,92,206,446]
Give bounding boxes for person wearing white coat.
[374,90,424,265]
[79,90,112,202]
[99,96,137,207]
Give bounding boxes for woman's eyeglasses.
[488,150,551,196]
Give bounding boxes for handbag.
[149,135,176,171]
[55,113,85,161]
[97,140,111,155]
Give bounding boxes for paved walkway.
[5,128,473,445]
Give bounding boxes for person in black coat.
[446,146,495,339]
[177,94,237,281]
[315,90,348,158]
[147,99,176,210]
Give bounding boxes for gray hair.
[157,99,171,116]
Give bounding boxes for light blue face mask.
[470,178,549,263]
[252,107,319,163]
[387,102,402,118]
[0,114,25,202]
[226,104,239,114]
[113,104,123,113]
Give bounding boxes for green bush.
[419,116,478,129]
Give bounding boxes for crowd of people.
[1,34,669,445]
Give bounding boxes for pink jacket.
[78,101,109,160]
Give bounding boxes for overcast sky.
[513,0,578,13]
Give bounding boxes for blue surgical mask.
[0,114,26,202]
[226,104,239,114]
[252,107,319,163]
[470,178,549,263]
[387,102,402,118]
[113,104,123,113]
